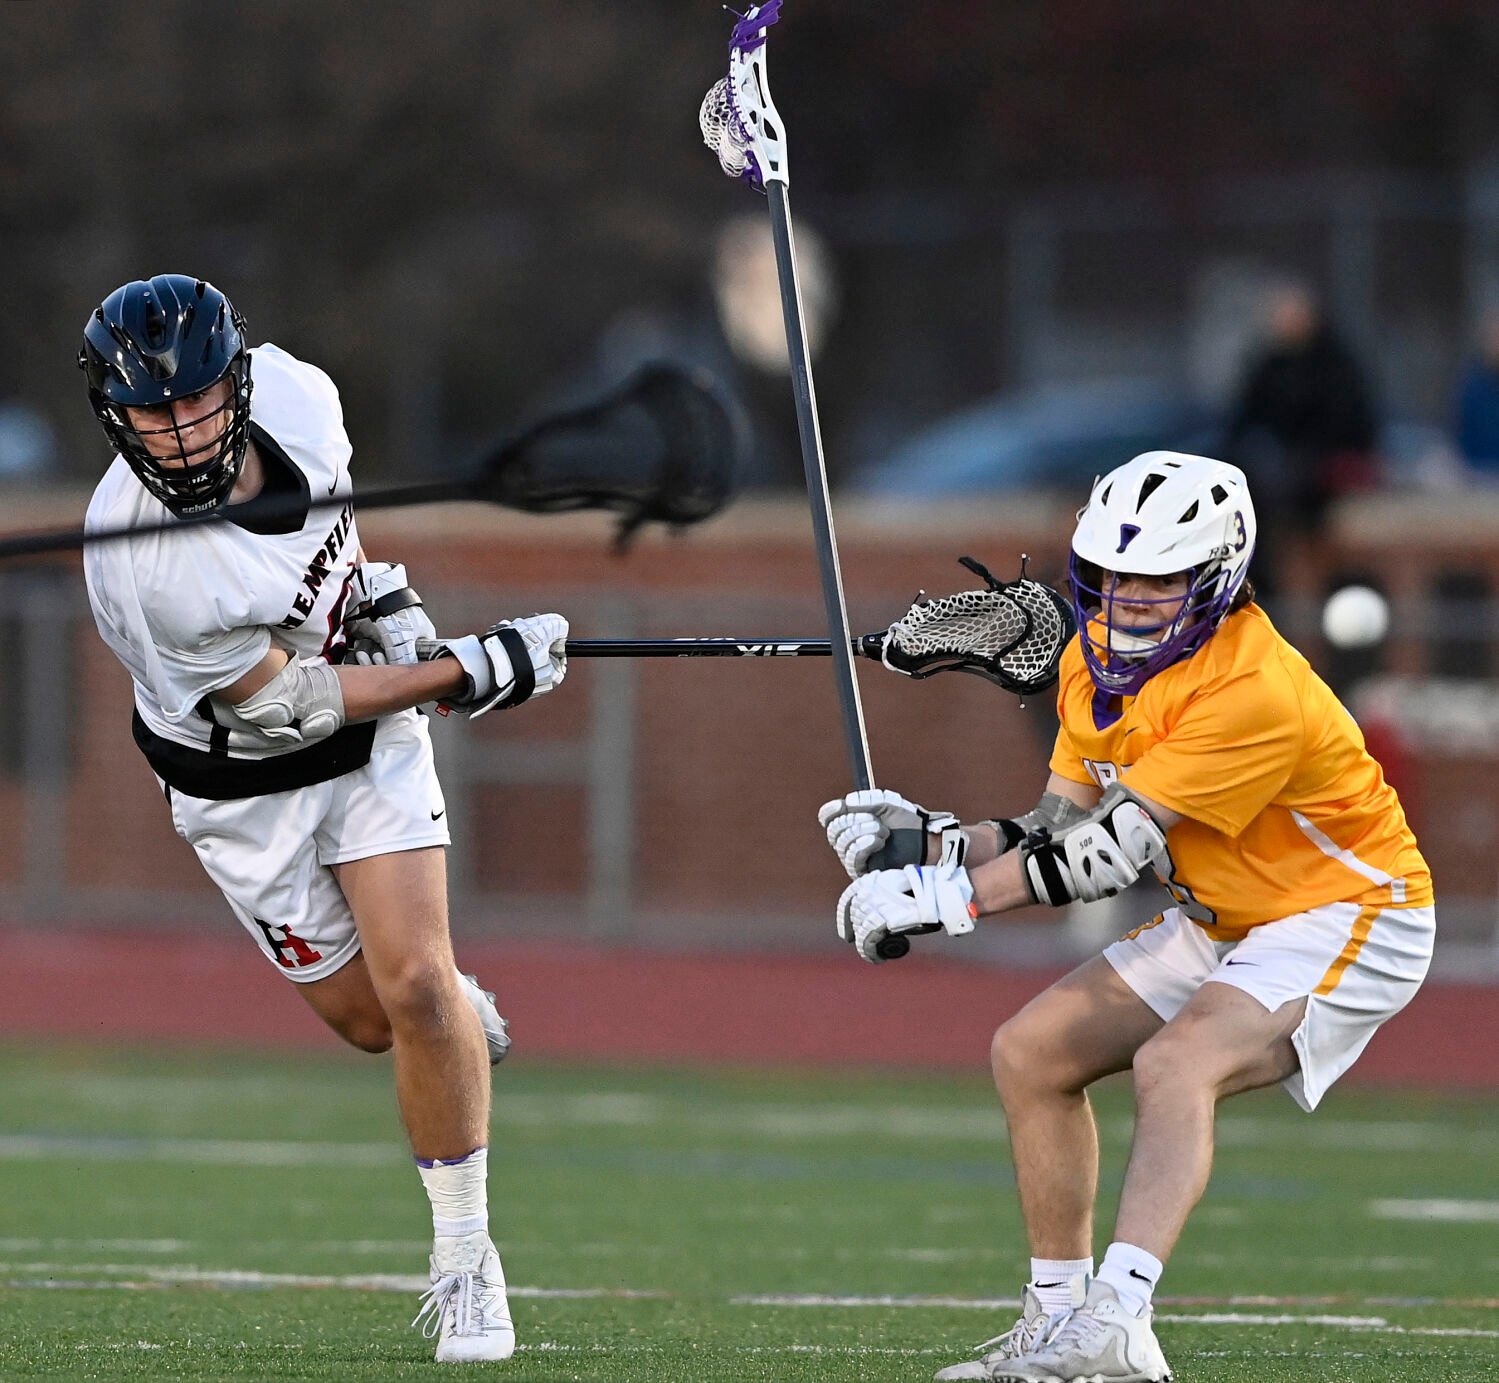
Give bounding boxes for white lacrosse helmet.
[1068,451,1256,694]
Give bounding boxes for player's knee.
[375,958,457,1034]
[992,1003,1103,1099]
[991,1013,1056,1095]
[1130,1028,1200,1097]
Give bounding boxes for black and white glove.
[817,788,967,880]
[424,613,569,718]
[835,863,977,965]
[1019,791,1168,905]
[344,562,437,666]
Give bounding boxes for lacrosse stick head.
[475,362,747,549]
[699,0,787,191]
[881,556,1076,698]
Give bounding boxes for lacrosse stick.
[701,1,906,951]
[0,362,744,561]
[413,558,1071,679]
[562,556,1075,699]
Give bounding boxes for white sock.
[1096,1241,1163,1317]
[1029,1256,1094,1317]
[417,1145,489,1240]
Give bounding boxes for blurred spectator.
[1223,280,1378,591]
[580,214,842,491]
[1452,307,1499,478]
[0,401,59,482]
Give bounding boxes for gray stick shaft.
[766,180,875,792]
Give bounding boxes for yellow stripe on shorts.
[1314,903,1381,995]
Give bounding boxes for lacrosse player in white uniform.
[79,274,567,1363]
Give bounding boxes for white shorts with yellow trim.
[1102,901,1435,1111]
[161,711,450,984]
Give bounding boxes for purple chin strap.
[1068,554,1243,696]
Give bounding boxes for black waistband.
[132,709,377,800]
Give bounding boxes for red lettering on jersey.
[322,572,354,660]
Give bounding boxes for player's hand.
[424,613,569,718]
[341,636,387,667]
[344,562,437,666]
[835,863,978,964]
[817,789,962,879]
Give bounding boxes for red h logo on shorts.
[253,918,324,969]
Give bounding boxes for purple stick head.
[700,0,788,191]
[729,0,783,56]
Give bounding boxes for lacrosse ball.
[1321,585,1389,648]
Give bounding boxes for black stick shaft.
[766,181,875,792]
[0,477,474,561]
[565,636,885,657]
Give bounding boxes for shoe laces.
[414,1271,470,1339]
[414,1267,505,1340]
[1037,1303,1111,1356]
[975,1308,1055,1363]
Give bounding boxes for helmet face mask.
[79,275,253,517]
[1069,452,1256,695]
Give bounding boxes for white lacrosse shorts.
[160,711,450,983]
[1103,901,1435,1111]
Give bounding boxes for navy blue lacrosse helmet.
[79,274,253,516]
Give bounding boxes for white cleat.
[934,1284,1061,1380]
[457,971,512,1066]
[988,1279,1171,1383]
[412,1230,515,1363]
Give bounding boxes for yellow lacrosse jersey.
[1050,604,1432,939]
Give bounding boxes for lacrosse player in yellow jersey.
[819,451,1434,1383]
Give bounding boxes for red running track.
[1,929,1495,1088]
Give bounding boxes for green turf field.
[0,1043,1494,1381]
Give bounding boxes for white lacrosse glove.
[817,788,967,880]
[835,863,978,965]
[426,613,569,718]
[344,562,437,666]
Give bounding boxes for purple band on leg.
[415,1145,487,1170]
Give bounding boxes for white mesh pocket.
[699,77,752,179]
[889,589,1030,659]
[885,580,1072,694]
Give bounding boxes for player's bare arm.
[214,644,460,726]
[219,646,457,711]
[961,773,1103,868]
[215,617,569,731]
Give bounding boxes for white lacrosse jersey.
[84,343,393,798]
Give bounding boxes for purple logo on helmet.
[1116,524,1141,555]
